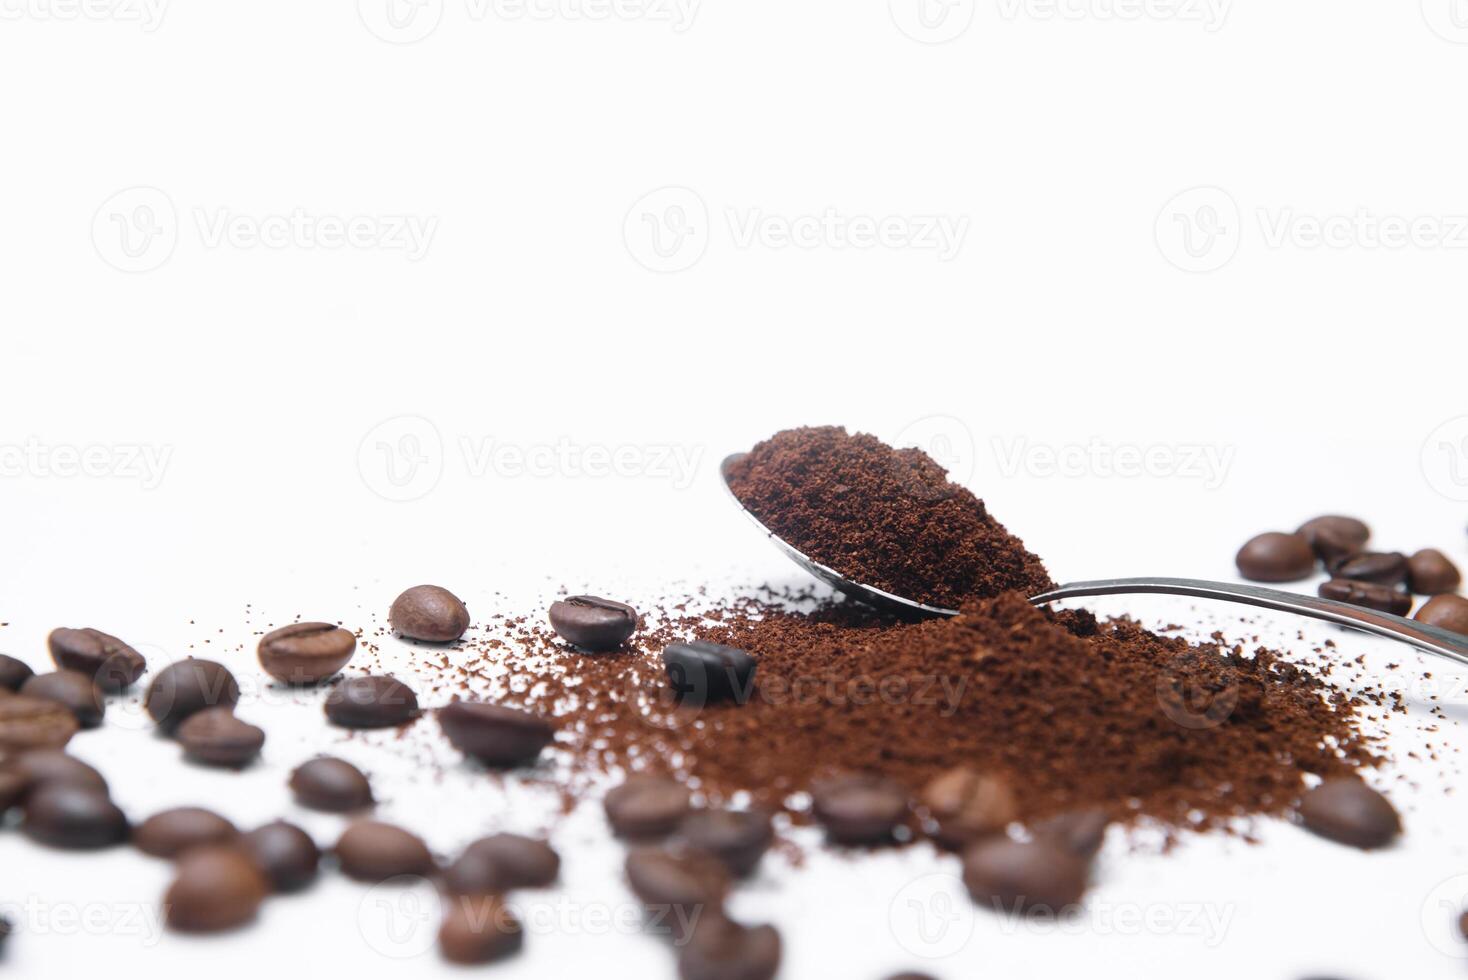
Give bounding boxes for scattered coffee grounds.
[725,426,1053,608]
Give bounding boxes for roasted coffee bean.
[0,767,31,811]
[257,622,356,685]
[22,784,128,849]
[676,808,773,878]
[920,767,1017,848]
[21,671,105,728]
[175,708,265,767]
[323,674,419,729]
[884,974,939,980]
[47,627,146,693]
[1408,548,1462,596]
[1297,778,1401,850]
[390,585,471,643]
[145,660,240,729]
[625,847,730,941]
[678,916,781,980]
[1298,525,1360,568]
[1319,579,1412,616]
[547,596,638,651]
[289,756,374,812]
[438,701,554,767]
[133,806,239,859]
[0,695,79,751]
[961,837,1089,914]
[1416,594,1468,635]
[444,833,560,894]
[1330,551,1409,588]
[0,654,35,692]
[9,749,108,794]
[662,642,757,707]
[335,820,436,882]
[811,772,909,845]
[1459,908,1468,942]
[164,846,269,933]
[1031,808,1112,861]
[439,894,523,965]
[605,775,693,840]
[1297,515,1370,550]
[1235,532,1316,583]
[240,820,320,893]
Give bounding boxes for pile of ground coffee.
[725,426,1053,609]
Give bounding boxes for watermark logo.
[1421,416,1468,503]
[357,876,442,959]
[1257,208,1468,251]
[889,873,976,958]
[1422,873,1468,957]
[991,437,1234,489]
[1156,654,1238,730]
[92,186,177,274]
[891,415,977,500]
[995,0,1231,31]
[358,415,445,503]
[0,0,168,30]
[358,0,444,44]
[1422,0,1468,43]
[624,187,708,273]
[0,439,173,489]
[1155,186,1239,273]
[889,0,975,44]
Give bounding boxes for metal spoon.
[720,452,1468,667]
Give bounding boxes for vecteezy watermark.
[1422,0,1468,44]
[0,897,167,945]
[1156,651,1239,730]
[995,0,1232,31]
[889,0,976,44]
[889,873,976,959]
[1154,186,1241,273]
[1422,416,1468,503]
[92,186,437,273]
[1421,873,1468,958]
[623,187,709,274]
[358,0,699,44]
[988,898,1236,944]
[991,437,1235,489]
[358,416,445,503]
[0,439,172,490]
[0,0,168,30]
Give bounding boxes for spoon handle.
[1032,577,1468,667]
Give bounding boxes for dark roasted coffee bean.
[257,622,356,685]
[1235,532,1316,583]
[1298,524,1360,567]
[678,916,781,980]
[390,585,471,643]
[289,756,374,812]
[145,660,240,730]
[439,894,524,965]
[0,655,35,692]
[884,974,939,980]
[1319,579,1413,616]
[676,808,773,878]
[445,833,560,894]
[547,596,638,651]
[920,767,1017,848]
[1031,808,1111,860]
[605,775,692,840]
[0,767,30,811]
[323,674,419,728]
[1408,548,1462,596]
[22,784,128,849]
[240,820,320,893]
[1330,551,1409,587]
[1297,515,1371,550]
[335,820,436,882]
[0,695,79,751]
[175,708,265,767]
[1417,594,1468,635]
[438,701,554,767]
[811,772,909,845]
[21,671,105,728]
[662,642,757,707]
[164,846,269,933]
[133,806,238,858]
[47,627,146,693]
[9,749,108,794]
[1297,778,1401,850]
[625,847,730,941]
[961,837,1089,914]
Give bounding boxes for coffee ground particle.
[725,426,1054,609]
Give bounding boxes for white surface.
[3,2,1468,978]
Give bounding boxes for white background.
[3,1,1468,977]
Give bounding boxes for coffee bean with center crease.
[1318,579,1413,616]
[438,701,555,767]
[240,820,320,892]
[1236,532,1316,583]
[258,622,356,685]
[962,837,1089,914]
[0,655,35,692]
[7,749,108,794]
[445,833,560,894]
[605,775,692,839]
[335,821,436,882]
[1330,551,1409,587]
[48,627,146,693]
[164,846,269,933]
[175,708,265,767]
[1297,778,1401,850]
[678,916,782,980]
[1417,594,1468,636]
[1408,548,1462,596]
[146,660,240,730]
[676,808,773,877]
[22,784,129,849]
[1031,808,1112,861]
[290,756,374,812]
[548,596,638,651]
[324,675,419,728]
[811,772,909,845]
[625,847,730,941]
[1297,515,1370,550]
[0,695,79,751]
[920,767,1017,848]
[134,807,238,859]
[662,641,757,707]
[390,585,471,643]
[439,895,524,965]
[21,671,105,728]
